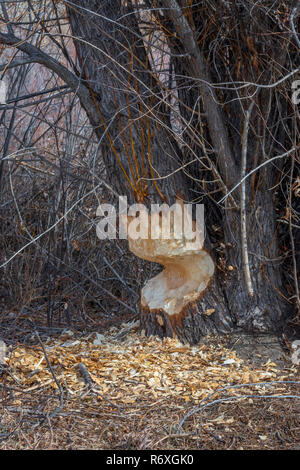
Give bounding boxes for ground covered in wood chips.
[0,321,299,450]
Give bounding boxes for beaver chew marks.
[141,250,214,315]
[122,201,215,321]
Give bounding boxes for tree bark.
[66,0,291,342]
[67,0,186,204]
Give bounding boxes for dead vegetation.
[0,0,300,450]
[0,323,299,450]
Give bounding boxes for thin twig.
[288,154,300,312]
[218,147,298,204]
[28,319,64,419]
[178,380,300,430]
[290,5,300,50]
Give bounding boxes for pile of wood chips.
[5,321,298,406]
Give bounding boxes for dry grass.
[0,384,299,450]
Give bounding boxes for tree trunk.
[67,0,185,204]
[67,0,293,343]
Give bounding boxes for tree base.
[140,284,233,344]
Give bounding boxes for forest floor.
[0,317,299,450]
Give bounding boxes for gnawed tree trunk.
[66,0,296,343]
[120,199,218,343]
